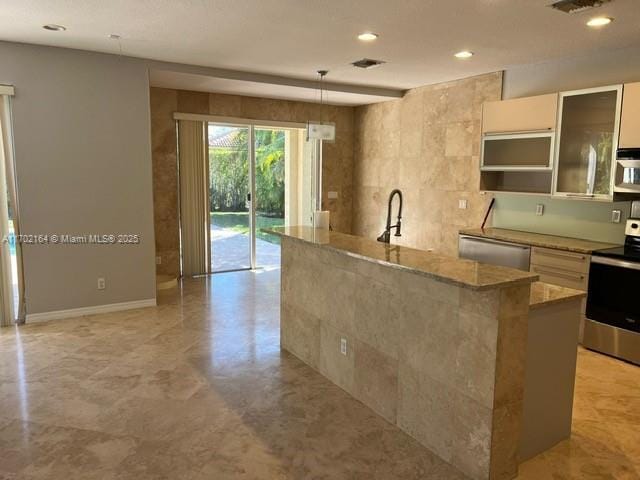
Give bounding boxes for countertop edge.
[265,228,539,291]
[529,282,587,310]
[459,228,619,254]
[529,295,586,310]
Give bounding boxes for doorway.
[207,121,320,273]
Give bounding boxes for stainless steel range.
[584,203,640,365]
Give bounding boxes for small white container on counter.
[313,210,330,230]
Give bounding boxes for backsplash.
[491,194,631,244]
[352,72,503,257]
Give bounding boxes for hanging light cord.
[317,70,328,120]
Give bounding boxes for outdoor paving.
[211,225,281,272]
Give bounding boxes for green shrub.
[209,129,285,216]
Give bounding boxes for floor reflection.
[0,269,637,479]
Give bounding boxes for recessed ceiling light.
[454,50,474,59]
[358,32,379,41]
[108,34,121,40]
[587,16,613,27]
[42,24,66,32]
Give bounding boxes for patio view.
[208,125,286,272]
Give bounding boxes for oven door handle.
[591,256,640,271]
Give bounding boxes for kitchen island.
[266,226,583,480]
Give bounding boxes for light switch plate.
[536,204,544,216]
[328,191,339,199]
[458,199,468,209]
[611,210,621,223]
[155,256,162,265]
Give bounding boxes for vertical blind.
[178,120,210,276]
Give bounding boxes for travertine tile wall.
[150,87,355,276]
[280,237,529,480]
[352,72,503,257]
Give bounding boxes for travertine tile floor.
[0,269,637,479]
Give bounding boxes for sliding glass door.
[208,124,252,273]
[207,121,319,273]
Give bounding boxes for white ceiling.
[2,0,639,92]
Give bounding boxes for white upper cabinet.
[553,86,622,200]
[480,94,558,194]
[479,85,639,200]
[619,82,640,148]
[482,94,558,134]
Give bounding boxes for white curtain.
[0,93,23,326]
[178,120,210,276]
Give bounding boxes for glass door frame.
[551,84,623,201]
[207,117,319,272]
[207,120,253,274]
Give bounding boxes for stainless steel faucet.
[377,189,403,243]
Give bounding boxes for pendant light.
[307,70,336,142]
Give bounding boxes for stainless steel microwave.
[614,148,640,193]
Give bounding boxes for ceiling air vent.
[549,0,612,14]
[351,58,386,69]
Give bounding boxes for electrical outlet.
[328,191,339,199]
[155,256,162,265]
[97,277,106,290]
[340,338,347,356]
[458,199,468,210]
[536,204,544,216]
[611,210,621,223]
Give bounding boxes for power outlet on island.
[536,204,544,216]
[611,210,621,223]
[97,277,106,290]
[340,338,347,356]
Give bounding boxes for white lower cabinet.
[530,246,590,341]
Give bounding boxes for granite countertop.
[265,226,538,291]
[529,282,586,310]
[459,227,619,254]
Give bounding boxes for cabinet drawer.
[531,247,589,274]
[530,264,589,291]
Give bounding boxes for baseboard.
[25,298,157,324]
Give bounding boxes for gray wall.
[503,44,640,99]
[494,44,640,243]
[0,41,156,314]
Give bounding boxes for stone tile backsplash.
[352,72,503,257]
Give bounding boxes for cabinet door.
[620,83,640,148]
[482,132,554,169]
[482,94,558,134]
[554,86,622,198]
